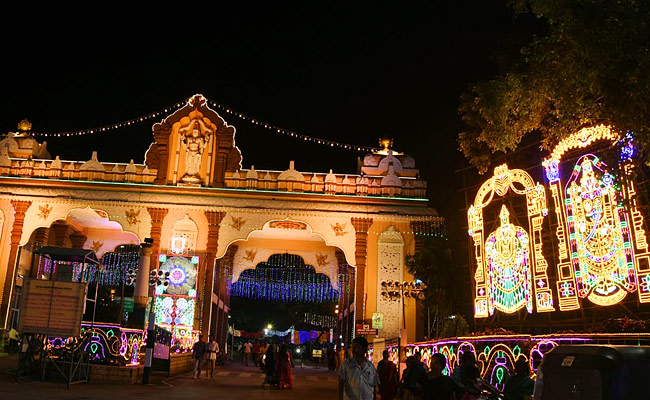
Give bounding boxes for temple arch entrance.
[213,219,356,357]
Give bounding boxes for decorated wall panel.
[376,225,404,339]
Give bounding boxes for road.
[0,355,339,400]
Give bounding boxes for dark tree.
[458,0,650,174]
[406,236,468,338]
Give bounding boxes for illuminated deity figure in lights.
[566,155,636,305]
[484,205,533,315]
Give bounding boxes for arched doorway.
[216,219,355,363]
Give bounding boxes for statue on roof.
[179,120,212,184]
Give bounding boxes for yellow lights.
[469,163,554,318]
[267,324,273,330]
[17,118,32,132]
[543,125,650,311]
[547,125,619,162]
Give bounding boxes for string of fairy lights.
[26,95,380,152]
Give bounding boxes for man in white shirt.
[243,340,253,366]
[338,336,379,400]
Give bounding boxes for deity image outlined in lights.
[543,125,650,310]
[484,205,533,315]
[468,164,554,318]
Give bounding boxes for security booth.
[537,345,650,400]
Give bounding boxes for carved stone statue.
[179,121,212,184]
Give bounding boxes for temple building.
[0,94,444,346]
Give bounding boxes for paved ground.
[0,354,339,399]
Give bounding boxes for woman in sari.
[275,344,294,389]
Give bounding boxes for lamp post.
[142,267,169,384]
[380,279,426,377]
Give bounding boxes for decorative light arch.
[543,125,650,310]
[468,164,554,317]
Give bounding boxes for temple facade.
[0,94,444,345]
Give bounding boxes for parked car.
[534,344,650,400]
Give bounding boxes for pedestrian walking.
[421,353,456,400]
[243,339,253,366]
[192,334,207,379]
[253,339,260,366]
[338,336,379,400]
[276,344,294,389]
[401,352,427,400]
[205,336,219,379]
[377,350,398,400]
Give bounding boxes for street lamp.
[380,279,426,378]
[380,280,426,328]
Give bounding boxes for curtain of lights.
[96,245,141,285]
[231,253,339,302]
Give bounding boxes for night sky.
[1,1,524,248]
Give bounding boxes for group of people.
[338,337,534,400]
[191,334,221,379]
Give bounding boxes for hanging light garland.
[204,97,380,153]
[29,100,189,138]
[231,253,339,302]
[26,95,380,152]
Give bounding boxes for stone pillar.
[31,227,50,278]
[215,245,237,345]
[201,211,226,338]
[146,207,168,267]
[132,242,153,328]
[1,200,31,329]
[351,217,373,326]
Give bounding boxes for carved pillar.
[152,123,172,185]
[52,222,69,247]
[351,217,373,325]
[216,245,237,345]
[201,211,226,338]
[31,227,50,278]
[69,231,87,249]
[146,207,168,267]
[1,200,31,329]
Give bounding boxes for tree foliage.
[458,0,650,174]
[406,236,467,338]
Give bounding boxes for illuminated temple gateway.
[468,125,650,327]
[0,94,443,346]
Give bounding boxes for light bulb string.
[25,95,381,153]
[29,99,190,138]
